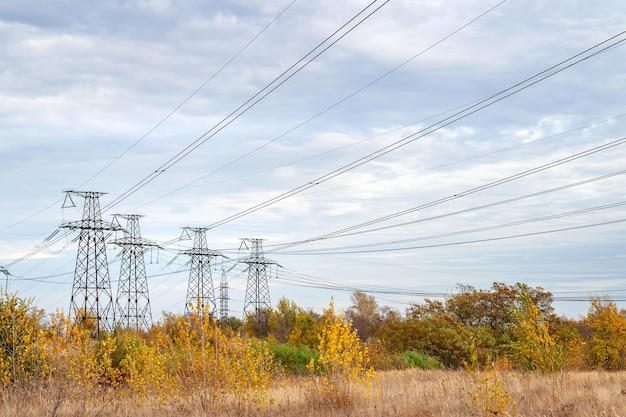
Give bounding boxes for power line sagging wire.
[79,0,299,191]
[102,0,391,213]
[202,30,626,231]
[275,200,626,254]
[266,136,626,252]
[128,0,508,211]
[2,1,304,268]
[0,1,298,237]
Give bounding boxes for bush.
[269,343,318,375]
[0,292,48,385]
[398,350,444,370]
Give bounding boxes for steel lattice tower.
[218,269,229,321]
[180,227,222,315]
[240,238,276,322]
[61,191,121,334]
[112,214,158,331]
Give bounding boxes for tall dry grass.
[3,369,626,416]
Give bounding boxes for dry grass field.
[3,369,626,417]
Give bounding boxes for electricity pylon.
[240,238,276,323]
[218,269,229,321]
[0,266,9,291]
[112,214,159,331]
[61,190,121,334]
[180,227,222,316]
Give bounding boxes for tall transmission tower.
[218,269,229,321]
[240,238,276,323]
[61,191,121,334]
[0,266,9,291]
[180,227,222,316]
[111,214,159,331]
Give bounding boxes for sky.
[1,0,626,321]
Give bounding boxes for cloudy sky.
[1,0,625,321]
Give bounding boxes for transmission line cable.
[267,136,626,252]
[202,30,626,230]
[279,218,626,255]
[128,0,507,211]
[1,1,298,234]
[80,0,299,191]
[277,200,626,253]
[102,0,390,213]
[5,0,382,266]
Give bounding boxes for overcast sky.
[1,0,625,321]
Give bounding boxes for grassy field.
[3,369,626,416]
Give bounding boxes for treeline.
[1,282,626,398]
[241,282,626,372]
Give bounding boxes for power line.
[277,218,626,255]
[102,0,390,213]
[0,1,298,234]
[285,169,626,244]
[275,200,626,254]
[267,137,626,252]
[275,268,626,302]
[8,18,622,266]
[127,0,507,211]
[202,30,626,230]
[77,0,299,191]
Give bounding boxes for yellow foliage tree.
[467,367,516,417]
[0,292,48,385]
[584,297,626,370]
[45,310,107,397]
[510,295,563,372]
[307,300,376,409]
[156,302,276,406]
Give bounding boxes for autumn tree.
[346,291,381,341]
[552,317,586,370]
[242,307,271,338]
[267,297,303,344]
[287,310,319,348]
[583,297,626,370]
[0,292,48,385]
[510,293,563,372]
[447,282,554,335]
[385,283,557,368]
[307,300,375,408]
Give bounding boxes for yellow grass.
[3,369,626,416]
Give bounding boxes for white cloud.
[1,0,626,318]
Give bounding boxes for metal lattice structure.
[112,214,158,331]
[218,269,229,321]
[0,266,9,291]
[61,191,121,334]
[180,227,222,315]
[240,238,276,322]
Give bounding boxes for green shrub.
[269,343,319,375]
[399,350,444,370]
